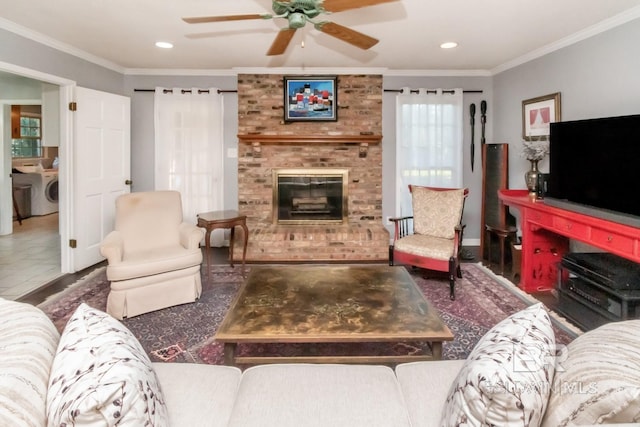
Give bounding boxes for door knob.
[125,180,132,186]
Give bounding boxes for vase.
[524,160,539,196]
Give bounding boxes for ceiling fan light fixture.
[155,41,174,49]
[440,41,458,49]
[288,12,308,29]
[183,0,397,56]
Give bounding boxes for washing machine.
[12,171,59,215]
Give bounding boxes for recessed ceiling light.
[440,42,458,49]
[155,41,174,49]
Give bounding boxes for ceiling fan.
[182,0,399,56]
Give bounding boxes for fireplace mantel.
[238,134,382,145]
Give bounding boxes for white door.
[72,87,130,270]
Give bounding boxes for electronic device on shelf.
[545,114,640,228]
[536,173,549,199]
[557,251,640,331]
[561,252,640,291]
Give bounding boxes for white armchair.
[100,191,205,319]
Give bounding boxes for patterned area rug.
[38,263,578,364]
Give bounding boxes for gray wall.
[0,28,126,234]
[3,17,639,243]
[493,18,640,205]
[382,76,493,243]
[0,72,42,98]
[130,74,495,243]
[0,28,124,94]
[122,75,239,210]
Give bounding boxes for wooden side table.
[484,223,518,276]
[197,210,248,277]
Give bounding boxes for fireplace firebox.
[272,168,348,224]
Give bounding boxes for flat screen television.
[546,114,640,228]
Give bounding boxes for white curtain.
[154,87,225,246]
[395,88,464,216]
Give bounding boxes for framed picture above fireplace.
[283,76,337,122]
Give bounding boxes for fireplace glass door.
[273,168,348,224]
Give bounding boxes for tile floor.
[0,213,62,300]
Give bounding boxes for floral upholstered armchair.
[389,186,468,300]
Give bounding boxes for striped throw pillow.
[0,298,60,427]
[542,319,640,426]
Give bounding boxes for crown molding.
[124,66,493,78]
[0,17,124,74]
[491,5,640,75]
[383,69,492,77]
[3,6,638,80]
[124,68,239,76]
[232,67,389,75]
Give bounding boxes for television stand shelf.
[498,189,640,293]
[557,256,640,331]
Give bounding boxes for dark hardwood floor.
[18,261,107,306]
[18,248,231,306]
[471,245,562,320]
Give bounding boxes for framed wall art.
[522,92,561,140]
[283,76,337,122]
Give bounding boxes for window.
[395,88,463,216]
[12,107,42,158]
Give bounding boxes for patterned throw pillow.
[411,187,465,239]
[46,303,168,426]
[440,303,556,427]
[541,319,640,426]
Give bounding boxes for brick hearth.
[234,74,389,262]
[236,223,390,262]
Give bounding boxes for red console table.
[499,189,640,292]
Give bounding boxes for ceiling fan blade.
[315,21,378,50]
[182,14,271,24]
[267,28,297,56]
[322,0,399,13]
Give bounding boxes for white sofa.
[2,297,640,427]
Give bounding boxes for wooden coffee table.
[215,264,454,365]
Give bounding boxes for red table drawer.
[552,216,589,238]
[590,227,635,254]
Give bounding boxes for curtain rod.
[136,88,478,95]
[384,89,483,94]
[133,89,237,94]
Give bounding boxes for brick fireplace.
[235,74,389,262]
